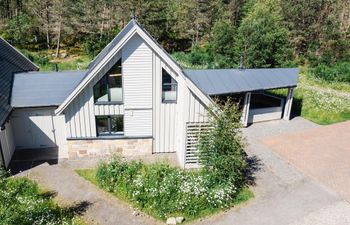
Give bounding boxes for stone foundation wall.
[67,138,153,159]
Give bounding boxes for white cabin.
[0,19,297,168]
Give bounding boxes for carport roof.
[184,68,299,95]
[11,70,86,108]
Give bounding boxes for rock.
[166,217,177,225]
[132,210,140,216]
[176,217,185,224]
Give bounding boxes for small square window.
[96,115,124,136]
[162,69,177,103]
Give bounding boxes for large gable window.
[94,59,123,103]
[162,69,177,103]
[96,115,124,136]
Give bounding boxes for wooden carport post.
[283,87,294,120]
[241,92,251,127]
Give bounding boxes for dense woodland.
[0,0,349,75]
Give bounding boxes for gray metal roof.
[184,68,299,95]
[11,70,86,108]
[0,38,38,126]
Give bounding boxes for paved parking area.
[262,120,350,202]
[195,117,350,225]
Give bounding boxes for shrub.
[308,62,350,83]
[95,157,248,220]
[198,98,248,188]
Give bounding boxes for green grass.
[270,70,350,125]
[0,172,86,225]
[76,168,253,223]
[39,55,92,71]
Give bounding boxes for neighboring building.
[0,19,297,168]
[0,38,39,167]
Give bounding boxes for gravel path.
[16,160,161,225]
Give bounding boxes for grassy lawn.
[0,172,86,225]
[21,49,92,71]
[271,70,350,125]
[76,165,253,223]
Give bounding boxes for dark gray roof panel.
[0,38,38,71]
[184,68,299,95]
[0,39,38,126]
[11,70,86,108]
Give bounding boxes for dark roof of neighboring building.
[0,38,38,126]
[11,70,86,108]
[184,68,299,95]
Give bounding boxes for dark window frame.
[93,59,123,104]
[95,115,124,136]
[162,68,178,103]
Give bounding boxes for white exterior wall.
[152,52,209,165]
[64,52,123,138]
[0,122,15,167]
[64,34,154,138]
[153,55,179,153]
[123,34,153,137]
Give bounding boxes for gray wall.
[0,121,15,167]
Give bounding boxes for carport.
[184,68,298,126]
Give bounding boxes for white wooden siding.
[187,90,208,123]
[64,35,154,138]
[0,122,15,167]
[94,104,124,115]
[123,34,153,109]
[64,52,124,138]
[153,54,178,153]
[9,108,67,158]
[124,109,152,136]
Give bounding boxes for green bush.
[308,62,350,83]
[95,157,250,220]
[198,98,248,188]
[0,169,82,225]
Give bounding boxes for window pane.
[162,69,177,102]
[96,116,109,136]
[93,76,108,102]
[110,116,124,134]
[109,75,123,102]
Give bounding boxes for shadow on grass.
[244,155,263,186]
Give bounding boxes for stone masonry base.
[67,138,153,159]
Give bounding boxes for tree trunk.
[45,3,50,50]
[55,15,62,58]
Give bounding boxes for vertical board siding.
[94,104,124,115]
[187,91,208,123]
[153,55,178,153]
[124,109,152,136]
[0,122,15,167]
[123,33,153,137]
[123,34,153,109]
[64,52,123,138]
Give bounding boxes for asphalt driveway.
[262,120,350,202]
